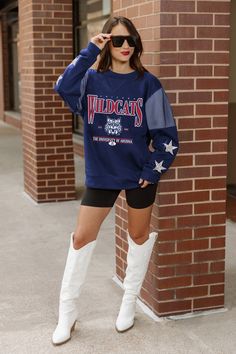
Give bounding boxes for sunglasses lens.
[127,36,136,47]
[111,36,124,47]
[111,36,136,47]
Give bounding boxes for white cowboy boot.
[52,232,97,345]
[115,231,158,333]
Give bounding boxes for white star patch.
[153,160,166,173]
[163,140,178,155]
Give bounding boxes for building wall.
[228,0,236,185]
[114,0,230,316]
[18,0,76,202]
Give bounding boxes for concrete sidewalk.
[0,120,236,354]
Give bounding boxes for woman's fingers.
[91,33,111,49]
[139,179,150,188]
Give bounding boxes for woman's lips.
[121,51,130,56]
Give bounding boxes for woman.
[52,16,179,345]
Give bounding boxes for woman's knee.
[128,227,150,244]
[72,228,97,250]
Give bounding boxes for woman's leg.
[115,185,158,332]
[73,205,112,249]
[52,189,118,345]
[127,204,153,244]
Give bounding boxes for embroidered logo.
[104,117,122,136]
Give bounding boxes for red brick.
[158,229,192,242]
[156,300,192,315]
[158,276,192,290]
[210,284,225,295]
[178,118,211,129]
[161,27,194,39]
[195,177,226,190]
[177,130,192,142]
[213,116,228,128]
[163,79,195,91]
[177,215,210,228]
[215,39,230,51]
[158,180,193,193]
[179,14,213,25]
[197,79,229,90]
[157,253,192,266]
[160,40,177,52]
[197,53,229,64]
[174,155,193,167]
[197,2,230,13]
[212,190,227,201]
[158,218,175,230]
[157,193,175,205]
[179,91,212,103]
[194,202,226,215]
[176,286,208,299]
[179,39,212,51]
[161,1,195,13]
[212,141,228,152]
[159,66,177,77]
[195,154,227,165]
[177,239,209,252]
[156,290,175,301]
[178,191,209,204]
[193,296,224,310]
[211,213,226,225]
[180,142,210,154]
[215,14,230,26]
[160,53,194,65]
[197,27,230,39]
[172,105,194,117]
[210,261,225,273]
[180,65,212,76]
[178,167,210,179]
[211,236,226,249]
[176,263,208,276]
[156,266,175,278]
[159,204,192,217]
[160,14,177,26]
[194,225,225,239]
[194,250,225,263]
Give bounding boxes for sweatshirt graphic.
[54,42,179,189]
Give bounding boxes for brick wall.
[18,0,76,202]
[114,0,230,316]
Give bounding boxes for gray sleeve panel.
[145,88,175,130]
[76,69,90,113]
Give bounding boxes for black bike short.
[81,183,158,209]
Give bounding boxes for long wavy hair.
[97,16,148,76]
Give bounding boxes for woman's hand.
[139,179,152,188]
[91,33,112,50]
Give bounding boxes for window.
[72,0,111,135]
[7,9,20,112]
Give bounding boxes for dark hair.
[97,16,148,76]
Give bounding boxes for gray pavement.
[0,120,236,354]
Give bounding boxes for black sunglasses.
[111,35,136,48]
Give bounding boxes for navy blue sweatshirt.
[54,42,179,190]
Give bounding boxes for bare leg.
[115,203,157,333]
[73,205,112,249]
[127,204,154,244]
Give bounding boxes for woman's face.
[109,23,135,64]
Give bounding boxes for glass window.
[72,0,111,136]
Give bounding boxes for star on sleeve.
[153,160,167,174]
[163,140,178,155]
